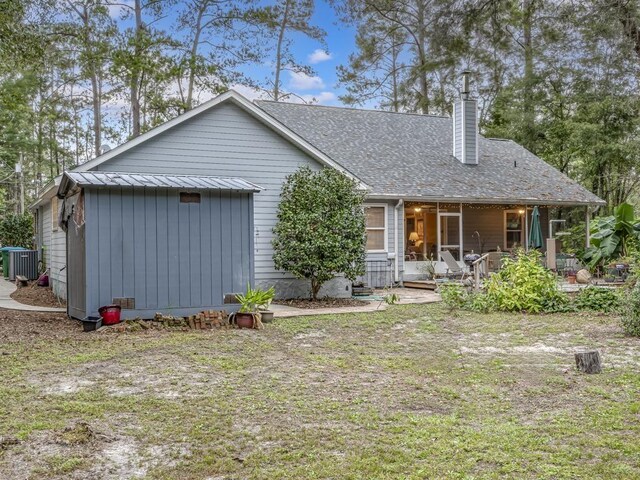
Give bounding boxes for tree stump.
[575,350,602,374]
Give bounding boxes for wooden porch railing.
[472,253,491,291]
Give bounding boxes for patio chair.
[440,250,468,280]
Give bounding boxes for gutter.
[366,194,606,207]
[394,199,403,284]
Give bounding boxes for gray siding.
[453,99,478,164]
[453,102,462,158]
[39,201,67,299]
[77,187,253,319]
[94,102,321,288]
[464,100,478,164]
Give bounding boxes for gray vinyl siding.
[94,102,321,284]
[453,99,478,164]
[453,102,462,158]
[39,201,67,299]
[464,100,478,164]
[74,187,253,319]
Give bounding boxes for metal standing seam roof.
[58,171,262,197]
[255,100,605,206]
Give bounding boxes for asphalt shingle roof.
[256,101,604,206]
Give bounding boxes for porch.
[400,202,587,281]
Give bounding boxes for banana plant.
[583,203,640,269]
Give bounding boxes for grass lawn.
[1,304,639,479]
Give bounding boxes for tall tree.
[263,0,325,101]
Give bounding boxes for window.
[365,205,387,252]
[504,210,524,249]
[51,196,59,231]
[180,192,201,204]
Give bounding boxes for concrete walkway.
[0,278,66,312]
[271,287,440,318]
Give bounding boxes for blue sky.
[109,0,358,106]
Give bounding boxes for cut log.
[575,350,602,374]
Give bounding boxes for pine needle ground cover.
[1,306,639,479]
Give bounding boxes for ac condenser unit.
[9,250,39,281]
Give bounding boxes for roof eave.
[365,193,606,207]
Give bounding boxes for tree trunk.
[131,0,143,137]
[186,3,206,110]
[82,4,101,156]
[522,0,536,152]
[273,0,292,101]
[311,278,321,301]
[416,0,429,114]
[575,350,602,374]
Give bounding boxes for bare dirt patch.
[10,282,66,308]
[0,309,78,342]
[274,297,368,309]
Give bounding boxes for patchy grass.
[0,305,639,479]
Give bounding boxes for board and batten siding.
[39,201,67,299]
[77,187,253,319]
[91,101,350,298]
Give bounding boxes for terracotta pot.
[235,312,255,329]
[567,275,577,285]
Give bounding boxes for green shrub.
[575,286,621,313]
[622,283,640,336]
[439,283,467,310]
[0,213,33,248]
[272,166,366,300]
[466,292,494,313]
[485,249,570,313]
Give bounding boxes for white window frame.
[364,204,388,253]
[437,209,463,261]
[504,209,525,250]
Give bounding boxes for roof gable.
[73,90,366,187]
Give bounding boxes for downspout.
[394,199,403,284]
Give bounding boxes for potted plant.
[234,284,275,328]
[258,286,276,323]
[566,269,577,284]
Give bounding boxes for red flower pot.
[98,305,122,325]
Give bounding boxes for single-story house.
[33,83,604,319]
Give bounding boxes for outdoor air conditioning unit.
[9,250,39,281]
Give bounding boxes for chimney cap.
[461,71,471,98]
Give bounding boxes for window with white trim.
[365,205,387,252]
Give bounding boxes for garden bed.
[273,297,369,309]
[10,283,66,308]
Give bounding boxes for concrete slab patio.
[0,278,66,313]
[271,287,440,318]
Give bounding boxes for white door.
[438,212,463,261]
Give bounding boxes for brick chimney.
[452,71,478,165]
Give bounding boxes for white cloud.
[308,49,333,64]
[228,84,268,101]
[106,0,134,19]
[288,71,325,91]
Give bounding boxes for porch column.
[586,207,590,248]
[524,206,529,251]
